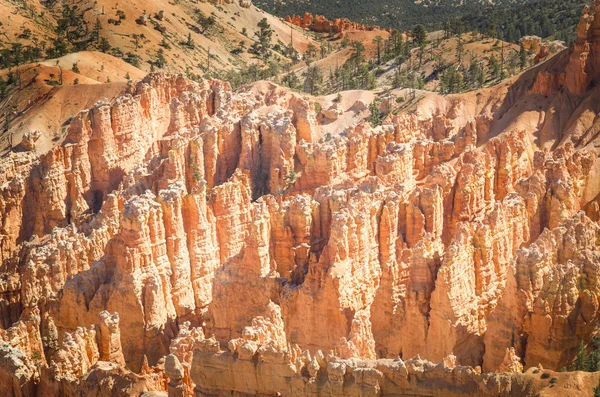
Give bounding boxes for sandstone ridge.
[0,3,600,396]
[285,13,388,34]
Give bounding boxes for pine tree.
[305,43,319,63]
[186,32,195,49]
[251,18,274,60]
[519,42,527,70]
[488,53,501,80]
[456,36,465,63]
[99,38,111,53]
[467,59,485,89]
[155,48,167,69]
[373,36,384,64]
[414,25,427,47]
[440,66,464,94]
[93,18,102,43]
[351,41,365,66]
[575,341,589,371]
[588,350,600,372]
[282,72,300,90]
[303,66,323,96]
[368,98,382,126]
[196,11,216,35]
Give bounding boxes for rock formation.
[0,3,600,396]
[189,334,595,397]
[285,13,387,34]
[521,36,566,64]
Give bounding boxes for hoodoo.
[0,0,599,396]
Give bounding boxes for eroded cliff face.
[284,13,388,34]
[1,3,600,396]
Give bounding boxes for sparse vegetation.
[196,10,217,35]
[303,66,323,96]
[250,18,274,59]
[368,98,382,127]
[213,61,281,89]
[285,167,297,187]
[282,72,301,90]
[124,53,142,68]
[154,48,168,69]
[569,338,600,373]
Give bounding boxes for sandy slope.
[0,52,146,155]
[0,0,317,75]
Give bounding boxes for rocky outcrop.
[0,344,37,397]
[1,3,600,395]
[285,13,386,34]
[562,1,600,95]
[165,354,186,397]
[521,36,565,64]
[97,311,125,366]
[20,131,40,152]
[499,348,524,374]
[189,333,598,397]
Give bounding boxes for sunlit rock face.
[1,3,600,395]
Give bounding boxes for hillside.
[0,0,322,153]
[281,26,559,98]
[0,3,562,159]
[0,0,317,75]
[255,0,587,39]
[0,51,146,156]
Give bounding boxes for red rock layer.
[0,4,600,396]
[285,13,387,34]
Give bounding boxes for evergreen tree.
[575,341,589,371]
[251,18,274,60]
[519,42,528,70]
[440,66,463,94]
[196,11,217,35]
[99,38,111,53]
[155,48,167,68]
[368,98,382,126]
[303,66,323,95]
[414,25,427,47]
[351,41,366,65]
[305,43,319,63]
[282,72,300,90]
[93,18,102,43]
[587,350,600,372]
[186,32,195,49]
[373,36,384,64]
[456,36,464,63]
[488,53,501,80]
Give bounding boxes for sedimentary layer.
[1,3,600,396]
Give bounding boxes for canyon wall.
[0,3,600,396]
[285,13,388,34]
